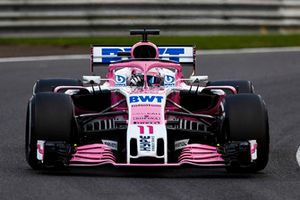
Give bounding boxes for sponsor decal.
[102,139,118,151]
[129,95,163,103]
[158,48,184,62]
[131,104,162,124]
[133,116,161,122]
[164,75,175,87]
[140,135,155,152]
[249,140,257,161]
[96,47,187,63]
[102,47,131,63]
[175,139,189,151]
[37,140,45,162]
[115,75,126,86]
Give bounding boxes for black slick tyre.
[224,94,269,172]
[25,93,74,169]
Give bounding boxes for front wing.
[37,140,258,168]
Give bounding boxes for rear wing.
[91,45,196,75]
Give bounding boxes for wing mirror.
[82,75,101,84]
[189,75,208,83]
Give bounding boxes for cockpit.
[112,65,178,88]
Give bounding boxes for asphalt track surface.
[0,51,299,200]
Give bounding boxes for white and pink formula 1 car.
[26,30,269,172]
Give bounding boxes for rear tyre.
[207,80,254,93]
[25,93,74,169]
[33,78,83,94]
[224,94,269,172]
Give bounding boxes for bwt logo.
[129,95,164,103]
[101,47,185,63]
[164,75,175,87]
[164,75,175,84]
[115,75,126,83]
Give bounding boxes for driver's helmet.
[146,70,163,87]
[128,68,164,87]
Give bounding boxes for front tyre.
[25,93,74,169]
[224,94,269,172]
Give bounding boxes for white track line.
[297,146,300,167]
[0,54,89,63]
[198,47,300,55]
[0,47,300,63]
